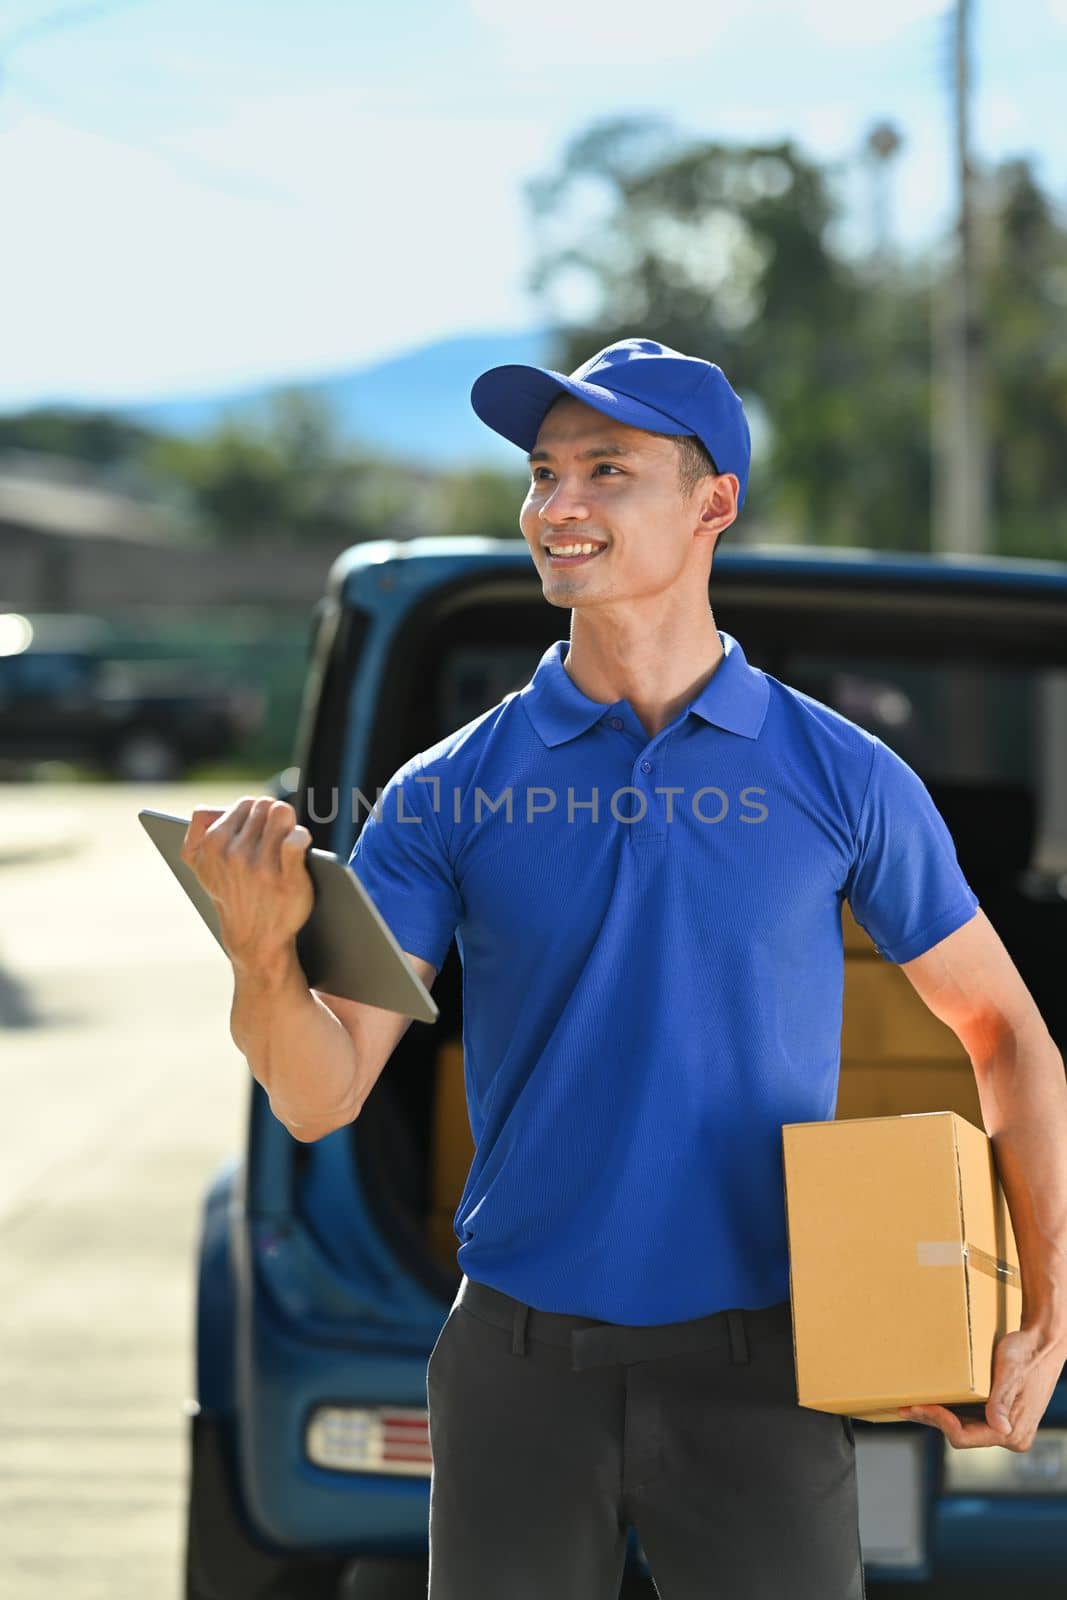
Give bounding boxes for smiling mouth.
[543,543,607,566]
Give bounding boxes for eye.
[530,462,623,482]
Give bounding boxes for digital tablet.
[137,809,439,1024]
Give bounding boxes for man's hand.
[180,797,314,969]
[898,1322,1067,1450]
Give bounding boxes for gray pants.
[426,1275,866,1599]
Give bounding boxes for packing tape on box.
[916,1240,1021,1286]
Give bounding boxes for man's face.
[519,394,722,609]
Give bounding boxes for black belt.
[454,1273,791,1372]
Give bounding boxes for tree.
[979,158,1067,560]
[434,467,528,540]
[526,117,1067,557]
[527,118,882,542]
[0,408,161,468]
[149,390,378,546]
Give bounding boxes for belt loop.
[727,1308,749,1365]
[511,1301,530,1357]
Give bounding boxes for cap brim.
[470,364,693,453]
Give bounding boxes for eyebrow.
[526,442,639,464]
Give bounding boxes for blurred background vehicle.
[0,611,266,782]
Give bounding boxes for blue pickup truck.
[184,537,1067,1598]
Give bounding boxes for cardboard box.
[837,903,985,1129]
[782,1111,1022,1423]
[426,1039,475,1274]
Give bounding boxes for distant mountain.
[120,329,556,468]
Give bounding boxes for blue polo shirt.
[347,630,980,1324]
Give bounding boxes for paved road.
[0,780,260,1600]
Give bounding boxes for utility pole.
[932,0,991,555]
[865,121,903,270]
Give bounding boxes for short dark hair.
[675,433,719,496]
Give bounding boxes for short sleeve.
[347,760,462,971]
[845,738,980,964]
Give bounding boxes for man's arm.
[894,907,1067,1448]
[307,958,439,1132]
[181,796,437,1142]
[229,945,437,1142]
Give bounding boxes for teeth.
[547,543,602,556]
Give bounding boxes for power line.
[1,1,150,58]
[1,62,301,205]
[0,3,300,208]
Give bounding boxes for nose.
[537,474,590,524]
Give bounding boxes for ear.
[697,473,739,528]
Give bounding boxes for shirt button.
[640,759,653,774]
[610,716,624,730]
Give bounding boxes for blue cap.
[470,336,751,510]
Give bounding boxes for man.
[182,338,1067,1599]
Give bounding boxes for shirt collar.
[519,631,770,749]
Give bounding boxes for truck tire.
[185,1412,347,1600]
[111,728,185,782]
[338,1557,429,1598]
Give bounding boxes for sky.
[1,0,1065,409]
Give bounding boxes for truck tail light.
[306,1405,433,1476]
